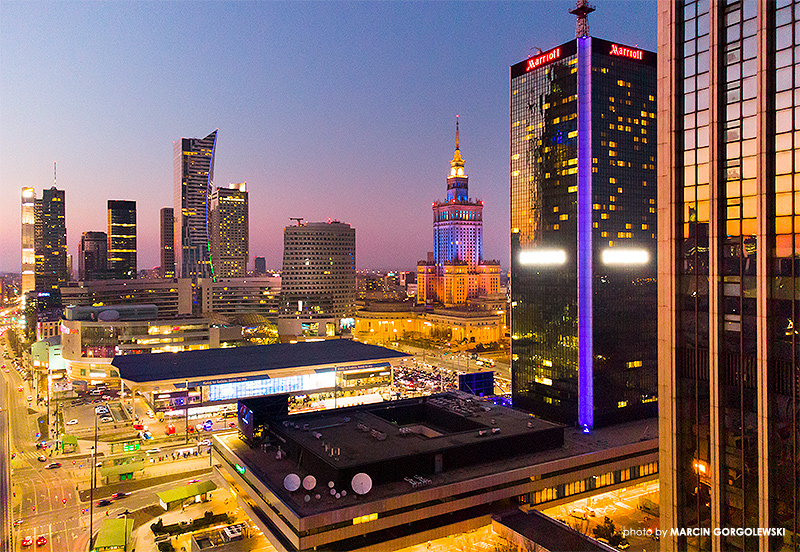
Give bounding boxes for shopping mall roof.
[157,480,217,505]
[112,339,409,384]
[492,508,617,552]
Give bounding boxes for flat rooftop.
[270,393,563,480]
[217,401,657,519]
[493,508,616,552]
[112,339,409,383]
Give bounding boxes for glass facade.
[663,0,800,549]
[107,200,137,279]
[174,130,217,279]
[510,38,657,428]
[209,371,336,402]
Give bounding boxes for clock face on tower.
[451,168,457,176]
[457,168,463,176]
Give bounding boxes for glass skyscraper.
[210,182,249,278]
[160,207,175,278]
[510,36,657,428]
[107,200,136,279]
[34,186,67,292]
[174,129,217,279]
[659,0,800,550]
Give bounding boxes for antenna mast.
[289,217,304,226]
[569,0,596,38]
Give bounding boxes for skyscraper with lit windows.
[21,187,36,294]
[510,19,657,428]
[34,186,68,292]
[658,1,800,550]
[107,200,136,279]
[417,119,501,306]
[210,182,249,278]
[174,129,217,279]
[160,207,175,278]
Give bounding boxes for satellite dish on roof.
[302,475,317,490]
[351,473,372,495]
[98,309,120,321]
[284,473,301,492]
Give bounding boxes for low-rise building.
[61,278,192,318]
[213,392,658,552]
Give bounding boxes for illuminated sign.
[609,44,643,61]
[235,463,246,475]
[526,48,561,72]
[520,249,567,265]
[601,248,650,265]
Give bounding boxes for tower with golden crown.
[417,117,501,306]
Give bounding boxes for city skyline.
[0,1,657,273]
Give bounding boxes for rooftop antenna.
[53,161,57,187]
[289,217,304,226]
[569,0,596,38]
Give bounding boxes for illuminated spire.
[569,0,595,38]
[450,115,465,170]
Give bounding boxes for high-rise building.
[210,182,249,278]
[107,200,137,279]
[78,231,108,281]
[416,119,501,306]
[253,256,266,275]
[509,22,657,428]
[35,187,67,292]
[21,187,36,294]
[160,207,175,278]
[174,129,217,279]
[279,221,355,336]
[658,1,800,549]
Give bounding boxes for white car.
[146,448,160,454]
[199,439,211,446]
[26,395,32,402]
[66,419,78,425]
[146,411,154,419]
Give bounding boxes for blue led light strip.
[576,37,594,430]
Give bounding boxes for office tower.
[174,129,217,279]
[253,256,266,275]
[416,119,501,306]
[160,207,175,278]
[210,182,249,278]
[509,21,657,428]
[66,254,73,282]
[78,231,108,281]
[35,187,67,292]
[280,221,355,333]
[107,200,137,279]
[659,1,800,550]
[21,187,36,294]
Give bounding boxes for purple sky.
[0,1,656,274]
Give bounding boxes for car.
[26,395,32,402]
[13,519,22,527]
[94,407,108,415]
[199,439,211,446]
[102,395,112,400]
[66,419,78,425]
[45,462,61,469]
[617,541,630,550]
[21,536,33,547]
[36,536,46,547]
[146,448,160,454]
[112,491,131,499]
[146,410,154,419]
[133,424,144,430]
[97,499,113,507]
[17,385,23,392]
[100,416,113,423]
[37,455,46,462]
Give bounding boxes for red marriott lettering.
[526,48,561,72]
[609,44,643,60]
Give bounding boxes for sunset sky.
[0,0,656,273]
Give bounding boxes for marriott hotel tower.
[510,29,657,429]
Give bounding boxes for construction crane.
[289,217,304,226]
